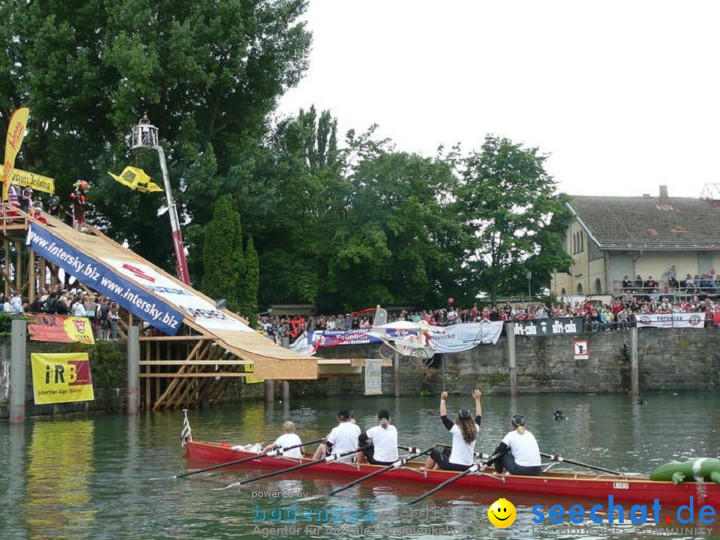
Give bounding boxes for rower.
[357,409,399,465]
[312,409,362,463]
[425,389,482,471]
[488,414,541,476]
[262,421,303,458]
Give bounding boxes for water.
[2,393,720,539]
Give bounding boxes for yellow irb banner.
[31,352,95,405]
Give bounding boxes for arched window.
[561,288,566,296]
[577,283,584,294]
[595,278,602,294]
[581,233,584,252]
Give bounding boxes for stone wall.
[306,327,720,397]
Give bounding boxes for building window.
[595,278,602,294]
[577,283,584,294]
[561,288,566,296]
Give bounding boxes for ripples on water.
[1,392,719,539]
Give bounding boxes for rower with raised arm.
[425,389,482,471]
[488,414,541,476]
[262,421,303,458]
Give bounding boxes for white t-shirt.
[273,433,302,458]
[327,421,362,463]
[501,429,541,467]
[72,302,87,317]
[366,425,399,463]
[449,423,480,466]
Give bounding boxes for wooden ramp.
[24,213,319,410]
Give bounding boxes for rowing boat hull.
[185,441,720,507]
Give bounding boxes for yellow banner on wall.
[31,352,95,405]
[3,107,30,201]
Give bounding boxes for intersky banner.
[635,313,705,328]
[26,225,182,335]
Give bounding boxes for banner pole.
[9,319,27,423]
[127,326,140,414]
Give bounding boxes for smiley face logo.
[488,498,516,528]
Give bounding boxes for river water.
[2,392,720,539]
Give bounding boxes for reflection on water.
[26,420,96,538]
[1,392,720,539]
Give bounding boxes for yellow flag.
[3,107,30,201]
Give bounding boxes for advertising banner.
[305,321,504,354]
[0,168,55,194]
[635,313,705,328]
[3,107,29,201]
[31,352,95,405]
[28,314,95,344]
[364,359,382,395]
[101,258,252,334]
[512,317,584,337]
[26,224,183,335]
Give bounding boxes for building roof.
[568,194,720,250]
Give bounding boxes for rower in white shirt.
[312,409,362,463]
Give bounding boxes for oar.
[329,446,435,496]
[407,452,501,505]
[541,453,621,475]
[175,437,323,479]
[236,446,368,486]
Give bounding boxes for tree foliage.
[0,0,311,269]
[455,135,572,302]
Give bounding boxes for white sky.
[278,0,720,198]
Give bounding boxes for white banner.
[364,359,382,395]
[102,258,253,333]
[635,313,705,328]
[429,321,504,352]
[288,333,316,356]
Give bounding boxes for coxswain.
[312,409,361,463]
[262,421,303,458]
[357,409,398,465]
[425,389,482,471]
[487,415,541,476]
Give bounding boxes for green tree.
[0,0,311,276]
[202,196,244,310]
[239,237,259,323]
[455,136,571,303]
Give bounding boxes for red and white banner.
[635,313,705,328]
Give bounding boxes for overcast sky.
[278,0,720,198]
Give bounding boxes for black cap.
[511,414,525,427]
[458,409,471,419]
[337,409,351,421]
[377,409,390,421]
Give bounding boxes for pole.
[393,351,400,397]
[156,146,190,285]
[506,322,517,397]
[9,319,27,423]
[630,326,639,397]
[127,326,140,414]
[265,380,275,403]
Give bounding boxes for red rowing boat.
[185,440,720,508]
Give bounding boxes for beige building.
[551,186,720,297]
